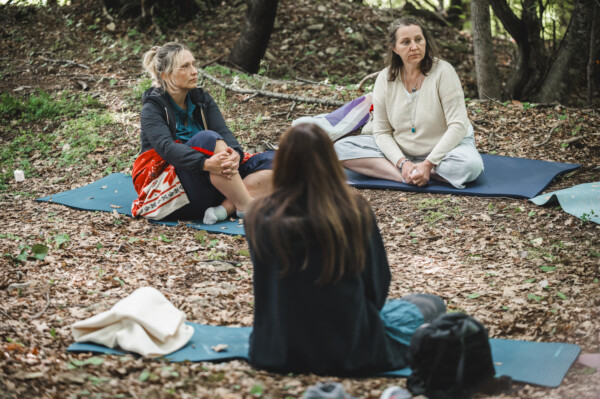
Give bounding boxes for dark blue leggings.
[167,131,274,220]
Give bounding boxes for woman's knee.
[465,155,484,179]
[186,130,224,153]
[400,293,446,323]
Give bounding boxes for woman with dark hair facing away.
[131,42,273,223]
[245,123,445,376]
[335,17,483,189]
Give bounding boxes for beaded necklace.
[402,70,424,133]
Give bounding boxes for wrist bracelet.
[398,159,409,172]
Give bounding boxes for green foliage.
[0,90,98,122]
[0,89,136,189]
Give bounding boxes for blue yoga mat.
[530,182,600,224]
[346,154,580,199]
[35,173,246,236]
[68,323,580,388]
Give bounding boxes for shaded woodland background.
[0,0,599,398]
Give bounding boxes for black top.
[246,205,408,376]
[139,87,244,173]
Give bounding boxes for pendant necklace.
[403,69,424,133]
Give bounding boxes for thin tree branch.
[200,55,224,69]
[482,93,505,106]
[198,69,345,107]
[533,121,562,147]
[29,291,50,320]
[0,308,14,320]
[39,57,89,69]
[357,71,379,91]
[563,133,600,144]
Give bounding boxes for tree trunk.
[489,0,547,100]
[587,3,600,105]
[228,0,279,74]
[471,0,502,99]
[534,0,594,104]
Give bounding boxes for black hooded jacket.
[139,87,244,173]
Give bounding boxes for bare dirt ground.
[1,0,599,398]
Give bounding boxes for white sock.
[236,210,245,219]
[203,205,228,225]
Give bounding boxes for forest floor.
[1,0,599,398]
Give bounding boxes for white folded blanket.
[71,287,194,357]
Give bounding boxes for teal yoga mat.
[530,182,600,224]
[68,323,580,388]
[36,173,245,236]
[346,154,580,199]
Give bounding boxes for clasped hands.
[204,147,239,179]
[398,158,435,187]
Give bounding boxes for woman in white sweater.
[335,17,483,188]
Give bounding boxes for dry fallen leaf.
[211,344,228,353]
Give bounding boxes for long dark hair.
[385,16,441,81]
[245,123,373,285]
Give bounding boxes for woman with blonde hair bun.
[131,42,273,223]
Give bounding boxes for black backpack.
[407,313,501,399]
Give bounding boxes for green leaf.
[527,293,543,302]
[501,305,509,311]
[528,211,536,217]
[113,277,125,286]
[467,293,481,299]
[556,292,568,300]
[16,248,28,262]
[539,266,556,272]
[238,249,250,257]
[31,244,49,260]
[54,233,70,247]
[50,328,57,338]
[524,278,536,283]
[86,357,104,365]
[250,384,264,397]
[139,369,151,382]
[159,234,172,243]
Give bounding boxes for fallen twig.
[242,93,259,103]
[200,55,224,69]
[39,57,89,69]
[199,259,238,266]
[29,291,50,320]
[482,93,505,106]
[268,111,288,118]
[356,71,379,91]
[199,69,345,107]
[563,132,600,144]
[0,308,14,319]
[533,122,562,147]
[286,101,297,119]
[295,76,320,85]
